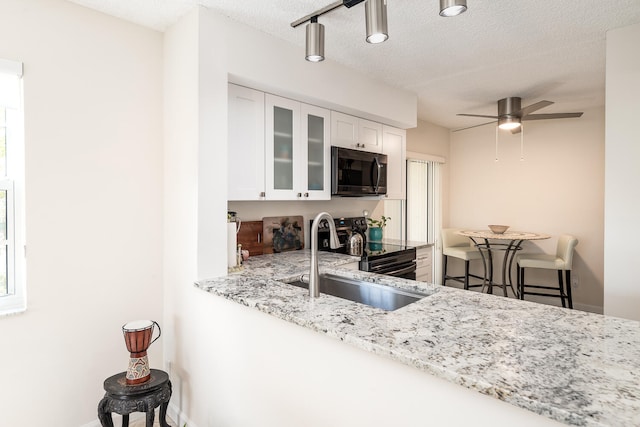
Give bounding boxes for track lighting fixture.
[365,0,388,44]
[294,0,464,62]
[439,0,467,17]
[305,17,325,62]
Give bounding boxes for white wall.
[0,0,164,425]
[604,23,640,320]
[195,286,564,427]
[226,26,417,129]
[448,108,605,312]
[407,119,451,231]
[163,6,419,427]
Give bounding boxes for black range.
[314,216,417,280]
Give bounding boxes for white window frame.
[0,58,25,316]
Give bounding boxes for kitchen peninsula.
[196,250,639,427]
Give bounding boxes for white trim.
[0,68,25,316]
[406,150,446,164]
[79,406,187,427]
[168,401,196,427]
[573,302,604,315]
[0,58,23,77]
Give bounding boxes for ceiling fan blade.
[457,113,499,119]
[452,120,497,132]
[522,112,583,121]
[515,100,554,117]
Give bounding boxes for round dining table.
[456,230,550,297]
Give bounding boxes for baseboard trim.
[168,402,195,427]
[573,302,603,314]
[79,412,145,427]
[80,407,185,427]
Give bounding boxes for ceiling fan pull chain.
[495,125,499,162]
[520,125,525,161]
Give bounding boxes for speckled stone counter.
[382,238,433,249]
[196,250,640,427]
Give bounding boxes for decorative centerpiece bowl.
[488,225,509,234]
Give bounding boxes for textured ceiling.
[67,0,640,129]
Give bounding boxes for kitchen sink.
[285,274,430,311]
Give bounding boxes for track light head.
[305,17,325,62]
[439,0,467,17]
[365,0,388,44]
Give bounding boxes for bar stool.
[516,235,578,308]
[98,369,172,427]
[441,228,485,290]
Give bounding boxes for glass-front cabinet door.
[266,94,330,200]
[300,104,330,200]
[266,94,299,199]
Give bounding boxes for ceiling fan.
[454,97,583,133]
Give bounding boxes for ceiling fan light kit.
[498,116,521,130]
[439,0,468,17]
[455,96,584,133]
[293,0,464,61]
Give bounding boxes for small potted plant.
[367,215,389,242]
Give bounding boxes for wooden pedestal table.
[98,369,172,427]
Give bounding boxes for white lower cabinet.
[416,246,433,283]
[382,125,406,200]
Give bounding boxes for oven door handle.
[375,263,416,277]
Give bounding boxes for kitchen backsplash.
[228,199,383,249]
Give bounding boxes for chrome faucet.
[307,212,341,298]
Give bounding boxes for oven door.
[370,261,416,280]
[361,249,417,280]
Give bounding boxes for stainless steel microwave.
[331,147,387,196]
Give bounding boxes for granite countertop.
[196,250,640,427]
[381,238,433,249]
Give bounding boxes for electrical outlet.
[571,274,579,289]
[166,360,172,376]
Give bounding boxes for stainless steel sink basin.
[286,274,429,311]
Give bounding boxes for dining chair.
[441,228,485,290]
[516,235,578,309]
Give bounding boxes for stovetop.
[364,242,413,258]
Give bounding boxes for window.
[0,59,24,315]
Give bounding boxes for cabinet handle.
[257,233,262,244]
[259,192,265,197]
[304,192,309,197]
[297,193,302,197]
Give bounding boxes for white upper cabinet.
[265,94,331,200]
[331,111,383,153]
[382,125,407,200]
[228,84,265,201]
[300,104,331,200]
